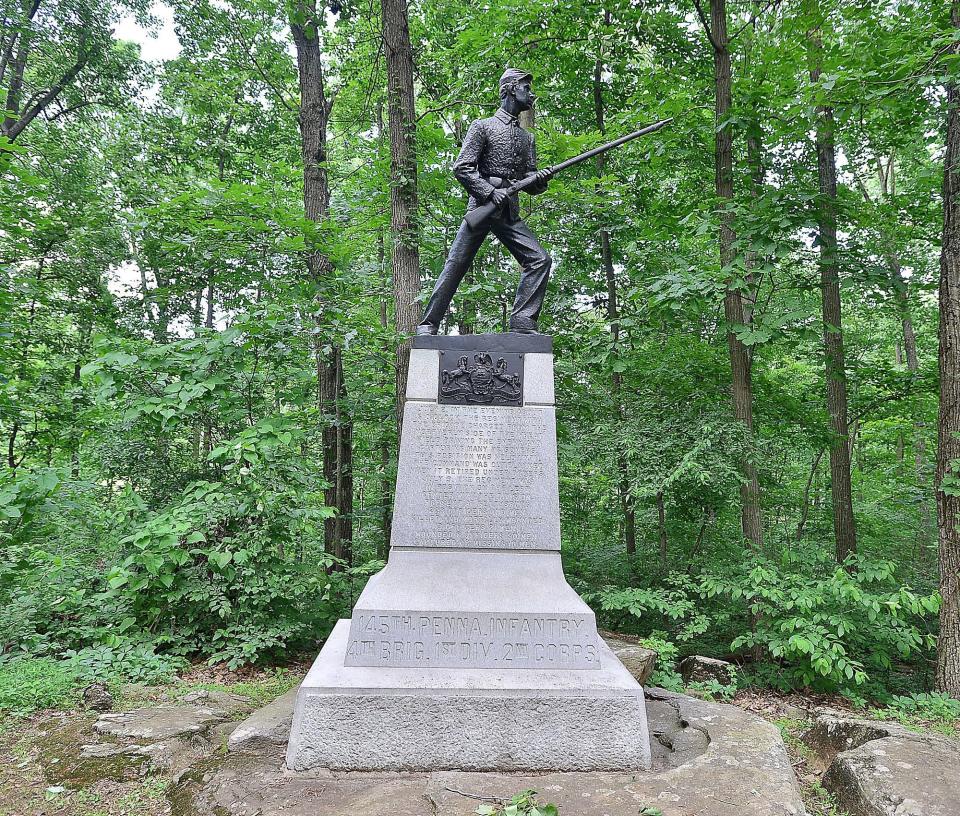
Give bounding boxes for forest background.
[3,0,960,720]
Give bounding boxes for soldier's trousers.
[419,211,552,331]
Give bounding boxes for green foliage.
[476,791,558,816]
[589,549,938,695]
[0,0,951,706]
[702,553,939,690]
[687,675,740,702]
[0,658,78,716]
[586,580,709,643]
[869,692,960,731]
[64,644,188,686]
[635,636,684,692]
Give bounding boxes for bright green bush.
[64,643,188,685]
[870,692,960,730]
[589,548,938,695]
[701,553,939,690]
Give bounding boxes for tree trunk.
[704,0,763,549]
[808,2,857,565]
[378,223,393,560]
[594,24,636,555]
[0,0,39,135]
[290,0,353,562]
[656,491,668,571]
[381,0,421,429]
[936,0,960,699]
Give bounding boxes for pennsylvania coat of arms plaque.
[438,350,523,406]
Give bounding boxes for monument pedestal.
[287,334,651,771]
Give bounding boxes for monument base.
[286,620,651,772]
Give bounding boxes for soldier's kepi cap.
[499,67,533,93]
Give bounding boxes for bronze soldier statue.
[417,68,554,336]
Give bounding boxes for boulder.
[600,635,657,685]
[679,655,734,685]
[804,714,960,816]
[802,715,901,773]
[82,682,114,712]
[228,688,298,754]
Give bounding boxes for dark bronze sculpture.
[418,68,550,336]
[417,68,673,336]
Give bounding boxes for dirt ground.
[2,674,955,816]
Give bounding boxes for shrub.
[700,552,938,690]
[870,692,960,731]
[64,643,188,685]
[588,548,938,694]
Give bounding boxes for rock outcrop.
[679,655,735,685]
[228,687,297,754]
[172,687,804,816]
[600,632,658,685]
[803,714,960,816]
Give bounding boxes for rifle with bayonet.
[463,117,674,230]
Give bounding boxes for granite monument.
[286,333,652,771]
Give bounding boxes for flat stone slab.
[174,689,803,816]
[804,714,960,816]
[93,704,228,740]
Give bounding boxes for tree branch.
[692,0,722,53]
[5,46,89,140]
[45,99,93,122]
[416,99,477,122]
[730,0,782,42]
[0,0,41,91]
[227,22,296,112]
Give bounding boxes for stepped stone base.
[286,620,651,772]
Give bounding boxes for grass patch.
[182,666,299,707]
[0,658,78,715]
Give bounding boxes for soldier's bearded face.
[513,79,534,111]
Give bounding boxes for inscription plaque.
[438,350,523,407]
[345,611,601,669]
[391,403,560,551]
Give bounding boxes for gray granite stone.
[680,654,735,685]
[93,704,227,740]
[176,690,804,816]
[405,348,439,401]
[288,621,650,772]
[228,688,298,754]
[288,342,649,772]
[345,550,599,669]
[390,402,561,551]
[602,635,657,684]
[803,714,960,815]
[522,353,554,406]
